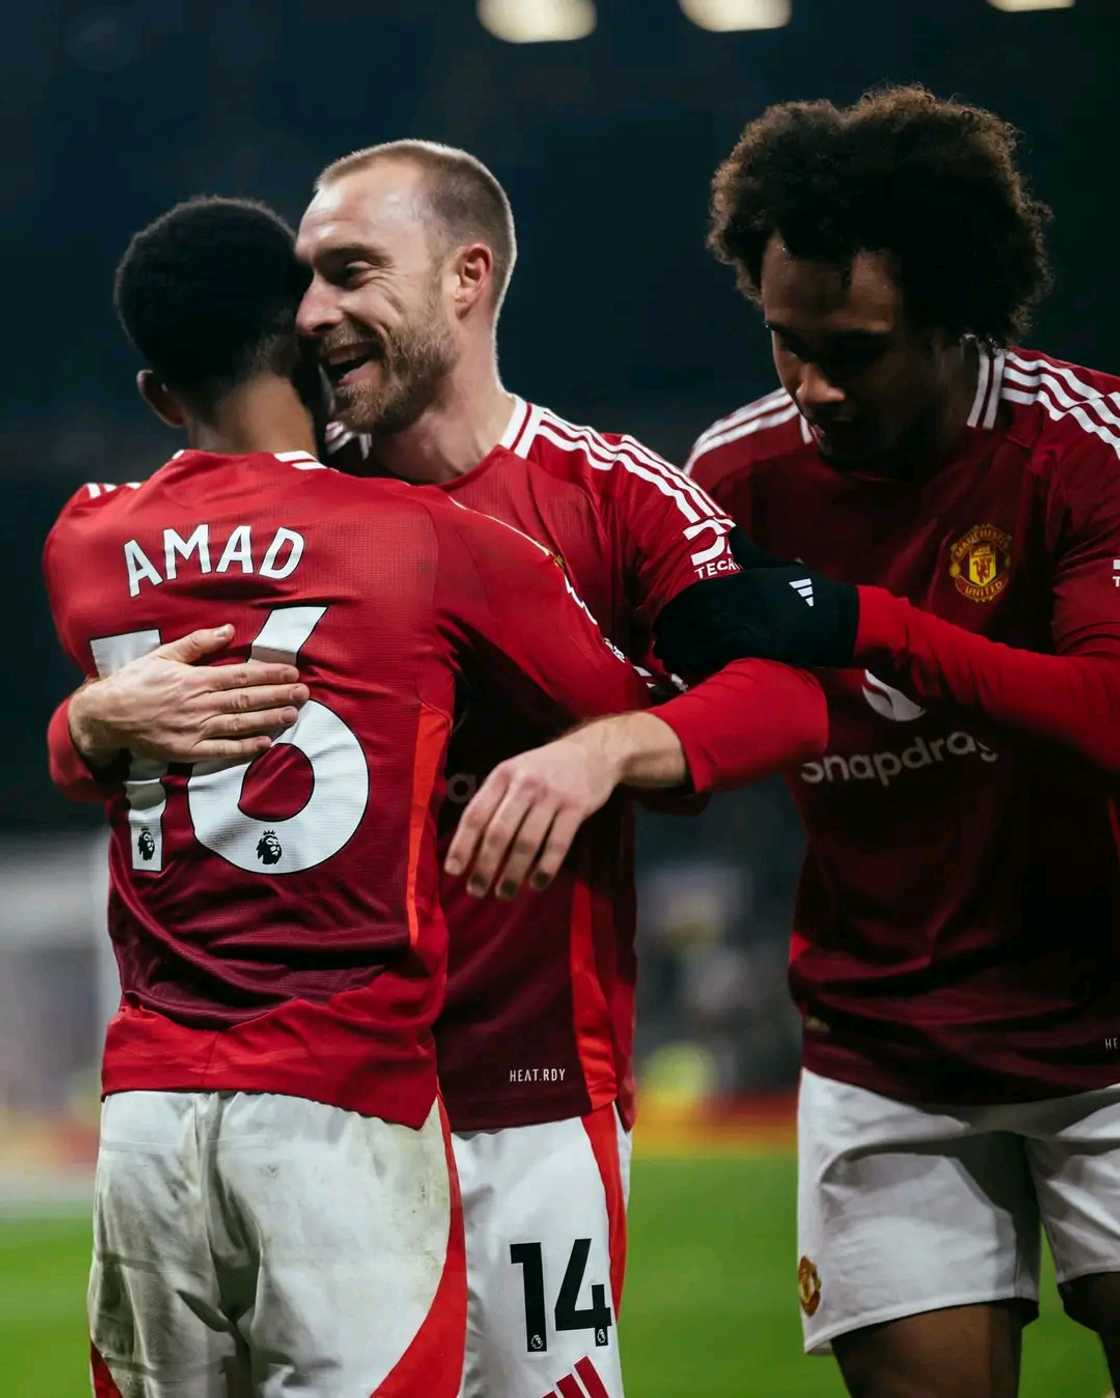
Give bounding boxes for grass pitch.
[0,1153,1109,1396]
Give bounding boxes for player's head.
[708,86,1052,468]
[296,140,517,437]
[115,195,317,427]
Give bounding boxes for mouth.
[322,343,381,388]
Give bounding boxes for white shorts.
[797,1068,1120,1354]
[89,1091,465,1398]
[453,1102,631,1398]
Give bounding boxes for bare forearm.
[570,711,688,790]
[67,680,125,769]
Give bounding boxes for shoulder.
[43,474,149,564]
[418,489,555,567]
[52,476,145,523]
[998,348,1120,478]
[516,401,725,530]
[518,401,683,490]
[684,387,807,494]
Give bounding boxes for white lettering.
[216,524,254,574]
[800,730,1001,789]
[164,524,211,581]
[695,557,739,580]
[123,539,163,597]
[872,752,902,787]
[822,754,849,782]
[901,737,933,771]
[260,527,305,579]
[685,518,731,568]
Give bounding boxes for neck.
[365,349,514,485]
[188,377,318,457]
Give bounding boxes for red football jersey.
[331,399,743,1130]
[687,346,1120,1104]
[43,448,648,1126]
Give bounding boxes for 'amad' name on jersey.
[123,523,306,597]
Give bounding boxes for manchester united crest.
[797,1255,822,1317]
[948,523,1012,603]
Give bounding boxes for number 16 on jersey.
[90,607,369,875]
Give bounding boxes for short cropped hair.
[317,140,517,314]
[114,196,309,407]
[709,85,1052,347]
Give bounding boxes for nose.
[296,277,342,341]
[797,362,846,416]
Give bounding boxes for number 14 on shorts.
[510,1240,613,1352]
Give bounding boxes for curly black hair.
[709,85,1052,346]
[114,196,310,407]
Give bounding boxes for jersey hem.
[443,1087,600,1133]
[802,1040,1120,1108]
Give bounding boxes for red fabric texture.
[653,658,828,793]
[425,409,742,1132]
[856,583,1120,771]
[687,346,1120,1104]
[48,696,104,802]
[43,450,646,1125]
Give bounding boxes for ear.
[137,369,187,429]
[450,242,494,319]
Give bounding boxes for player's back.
[687,349,1120,1104]
[45,446,645,1126]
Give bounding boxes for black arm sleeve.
[653,528,859,676]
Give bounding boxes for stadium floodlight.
[477,0,596,43]
[988,0,1074,9]
[679,0,792,31]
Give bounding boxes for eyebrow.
[764,320,890,343]
[317,243,390,268]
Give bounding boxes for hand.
[444,725,628,901]
[69,625,309,767]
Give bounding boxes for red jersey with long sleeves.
[43,448,648,1126]
[449,401,747,1131]
[687,347,1120,1104]
[333,398,749,1130]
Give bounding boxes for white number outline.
[90,607,369,876]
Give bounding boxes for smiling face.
[760,236,960,470]
[295,160,458,436]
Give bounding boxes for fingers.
[155,625,235,664]
[493,802,556,900]
[527,808,583,891]
[189,735,275,762]
[461,787,536,898]
[201,683,309,717]
[444,769,511,887]
[207,662,302,691]
[201,706,302,739]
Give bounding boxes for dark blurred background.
[5,0,1119,1122]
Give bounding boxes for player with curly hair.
[685,86,1120,1397]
